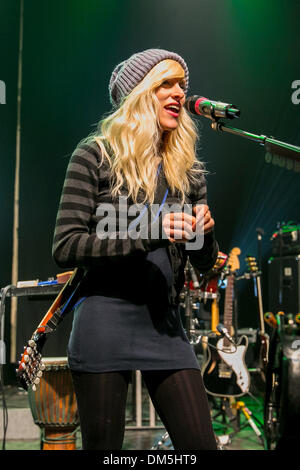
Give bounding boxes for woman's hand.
[162,204,214,243]
[192,204,215,235]
[162,212,197,243]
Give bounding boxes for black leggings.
[71,368,217,450]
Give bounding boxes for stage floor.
[1,385,265,451]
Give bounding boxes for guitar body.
[202,334,250,397]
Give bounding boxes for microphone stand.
[184,270,195,342]
[210,121,300,162]
[208,118,298,316]
[256,227,265,272]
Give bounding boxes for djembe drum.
[28,357,79,450]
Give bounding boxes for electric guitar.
[210,251,228,332]
[16,267,85,391]
[202,247,251,397]
[245,255,269,380]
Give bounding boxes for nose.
[171,83,185,102]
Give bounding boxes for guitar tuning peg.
[24,355,29,363]
[37,370,43,378]
[33,377,40,385]
[32,384,37,392]
[28,340,36,347]
[26,347,33,355]
[39,363,45,370]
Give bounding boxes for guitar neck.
[223,274,234,345]
[211,298,220,333]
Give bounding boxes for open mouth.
[164,104,180,117]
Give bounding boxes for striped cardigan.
[52,139,218,304]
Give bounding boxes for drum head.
[41,357,68,370]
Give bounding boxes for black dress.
[67,245,200,372]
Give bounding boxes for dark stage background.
[0,0,300,378]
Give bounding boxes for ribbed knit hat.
[109,48,189,108]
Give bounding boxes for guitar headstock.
[213,251,228,271]
[245,255,259,273]
[227,247,241,273]
[16,332,46,391]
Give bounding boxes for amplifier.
[271,224,300,256]
[268,255,300,314]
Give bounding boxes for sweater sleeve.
[52,141,170,268]
[184,166,219,273]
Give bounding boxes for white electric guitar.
[202,248,251,397]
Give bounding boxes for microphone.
[185,95,240,120]
[216,323,236,345]
[189,263,200,289]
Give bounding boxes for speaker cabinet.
[268,255,300,314]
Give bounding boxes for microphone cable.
[190,330,238,354]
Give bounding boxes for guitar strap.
[37,267,87,335]
[128,162,169,231]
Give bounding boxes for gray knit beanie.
[109,48,189,108]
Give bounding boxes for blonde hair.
[89,59,205,204]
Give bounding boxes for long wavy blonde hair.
[89,59,205,204]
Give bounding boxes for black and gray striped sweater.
[52,139,218,305]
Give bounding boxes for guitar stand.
[211,397,240,433]
[210,396,265,448]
